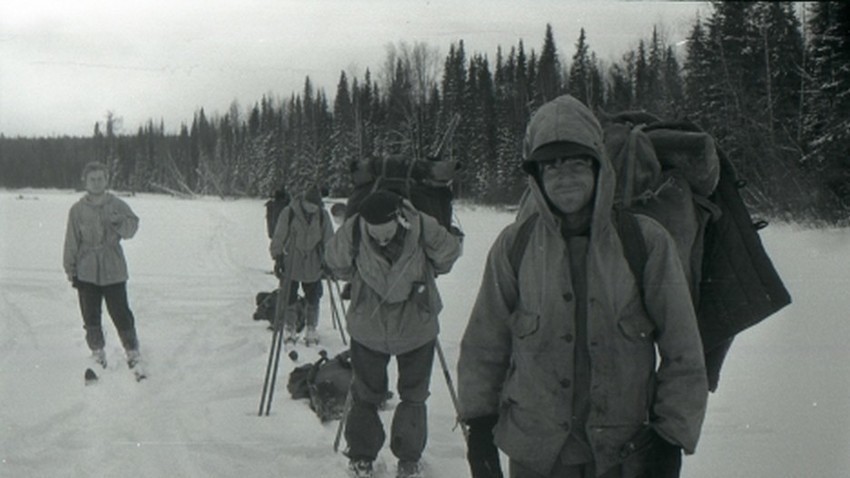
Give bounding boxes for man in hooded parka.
[457,95,708,478]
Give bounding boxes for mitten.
[274,256,286,279]
[466,415,503,478]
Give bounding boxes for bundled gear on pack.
[287,349,353,422]
[512,109,791,392]
[252,290,307,334]
[345,114,461,231]
[265,187,291,239]
[601,110,791,391]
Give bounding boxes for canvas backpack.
[287,349,352,422]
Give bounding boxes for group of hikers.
[63,94,789,478]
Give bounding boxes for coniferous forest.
[2,2,848,225]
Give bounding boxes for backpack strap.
[507,212,539,275]
[613,208,648,296]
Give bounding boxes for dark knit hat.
[304,186,322,207]
[359,190,403,225]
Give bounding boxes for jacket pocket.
[409,281,431,314]
[618,313,655,341]
[619,425,655,475]
[509,309,539,339]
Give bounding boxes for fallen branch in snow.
[150,182,194,199]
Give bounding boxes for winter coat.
[269,200,334,283]
[457,95,708,476]
[325,202,462,355]
[63,193,139,286]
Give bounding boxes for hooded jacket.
[457,95,708,475]
[325,201,462,355]
[63,192,139,286]
[269,200,334,283]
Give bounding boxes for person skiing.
[325,190,463,478]
[63,161,143,376]
[457,95,709,478]
[269,186,334,345]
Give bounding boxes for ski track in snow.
[1,190,849,477]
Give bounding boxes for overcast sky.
[0,0,709,138]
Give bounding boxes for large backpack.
[265,189,291,239]
[345,115,462,231]
[287,349,353,422]
[510,111,791,391]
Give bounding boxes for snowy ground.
[1,189,848,478]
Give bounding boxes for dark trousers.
[75,280,138,351]
[345,339,436,463]
[286,279,322,306]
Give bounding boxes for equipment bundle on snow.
[252,290,307,333]
[287,349,352,422]
[345,114,461,230]
[600,110,791,391]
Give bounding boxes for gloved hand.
[650,432,682,478]
[274,256,286,279]
[466,415,503,478]
[321,262,333,280]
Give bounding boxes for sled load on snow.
[600,110,792,391]
[345,114,462,230]
[287,349,353,422]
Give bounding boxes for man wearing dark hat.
[325,189,463,478]
[457,95,708,478]
[270,186,333,345]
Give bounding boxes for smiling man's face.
[539,156,596,214]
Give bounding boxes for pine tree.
[567,28,592,107]
[805,1,850,213]
[536,24,563,103]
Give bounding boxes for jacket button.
[560,379,571,388]
[563,292,574,302]
[562,333,574,343]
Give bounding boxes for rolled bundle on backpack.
[647,129,720,197]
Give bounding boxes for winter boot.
[304,326,319,346]
[303,304,320,346]
[91,348,107,369]
[284,324,298,344]
[347,459,373,478]
[126,349,142,369]
[126,349,147,381]
[396,460,423,478]
[283,304,301,343]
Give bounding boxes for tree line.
[1,2,847,225]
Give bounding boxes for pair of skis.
[84,362,146,385]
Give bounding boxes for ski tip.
[84,368,98,384]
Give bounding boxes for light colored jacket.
[457,95,708,475]
[325,202,462,355]
[63,193,139,286]
[269,200,334,283]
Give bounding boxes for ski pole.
[258,319,283,416]
[435,339,468,440]
[325,278,347,345]
[332,279,348,316]
[333,382,354,453]
[259,265,295,416]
